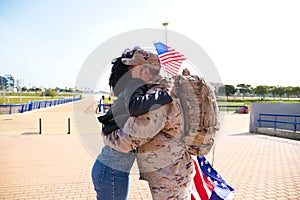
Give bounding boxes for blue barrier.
[257,113,300,132]
[96,102,249,114]
[97,99,111,113]
[0,97,81,114]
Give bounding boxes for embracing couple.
[92,46,194,200]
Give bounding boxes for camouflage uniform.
[103,85,194,200]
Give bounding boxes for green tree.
[292,86,300,101]
[284,86,294,100]
[224,85,236,101]
[68,88,74,93]
[253,85,268,100]
[44,89,57,97]
[29,87,41,93]
[21,86,28,92]
[274,86,285,100]
[237,84,252,99]
[269,86,277,100]
[55,87,61,92]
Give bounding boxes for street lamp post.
[162,22,169,45]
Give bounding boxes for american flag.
[154,42,186,76]
[191,156,234,200]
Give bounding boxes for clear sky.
[1,0,299,89]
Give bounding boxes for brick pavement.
[0,101,300,199]
[210,115,300,200]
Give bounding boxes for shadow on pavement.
[21,132,39,135]
[228,132,257,137]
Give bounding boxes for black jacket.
[98,78,172,135]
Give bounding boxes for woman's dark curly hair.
[108,47,140,96]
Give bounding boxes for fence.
[0,97,81,114]
[96,101,249,114]
[96,99,112,113]
[257,113,300,132]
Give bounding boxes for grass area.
[1,92,299,107]
[0,92,80,104]
[2,92,75,97]
[217,98,299,111]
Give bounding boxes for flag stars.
[154,42,186,76]
[192,157,234,199]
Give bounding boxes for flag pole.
[162,22,168,45]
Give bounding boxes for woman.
[91,47,172,200]
[91,50,136,200]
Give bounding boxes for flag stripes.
[191,156,234,200]
[154,42,186,76]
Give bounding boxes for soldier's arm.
[103,105,168,153]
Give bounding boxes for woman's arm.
[124,78,172,116]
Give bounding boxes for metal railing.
[0,97,81,114]
[257,113,300,132]
[97,99,112,113]
[97,102,249,114]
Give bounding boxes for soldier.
[103,49,194,199]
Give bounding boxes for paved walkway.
[0,100,299,199]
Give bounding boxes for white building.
[0,74,19,92]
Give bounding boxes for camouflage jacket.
[103,85,194,190]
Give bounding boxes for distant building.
[0,76,8,91]
[0,74,19,92]
[210,82,223,94]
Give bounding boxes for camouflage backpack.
[172,74,220,156]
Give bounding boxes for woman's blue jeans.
[91,146,136,200]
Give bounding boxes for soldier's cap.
[121,49,161,71]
